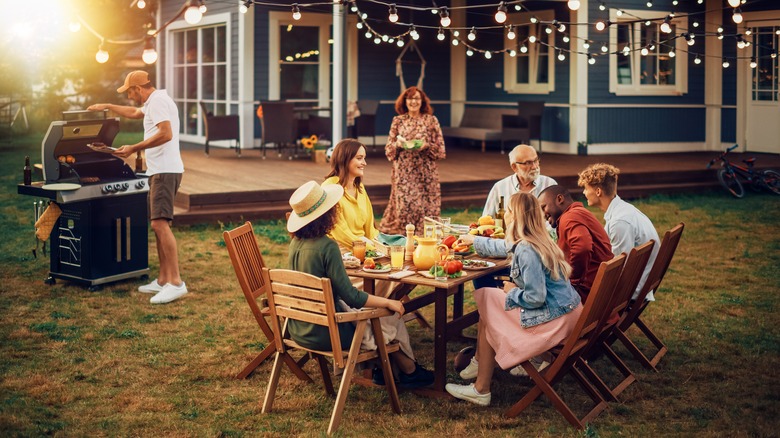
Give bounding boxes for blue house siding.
[588,108,705,143]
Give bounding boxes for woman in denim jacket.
[445,192,583,406]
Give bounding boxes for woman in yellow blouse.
[323,138,433,388]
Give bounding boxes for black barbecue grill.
[18,111,150,290]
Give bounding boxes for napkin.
[376,232,406,247]
[388,270,416,280]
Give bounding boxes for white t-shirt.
[142,89,184,175]
[482,174,557,217]
[604,195,660,301]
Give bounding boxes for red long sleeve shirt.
[556,202,613,301]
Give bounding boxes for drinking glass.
[434,261,448,282]
[352,241,366,262]
[423,219,436,238]
[390,246,405,270]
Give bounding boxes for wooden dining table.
[347,254,510,396]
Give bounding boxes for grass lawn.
[1,134,779,436]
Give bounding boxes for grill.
[18,111,150,290]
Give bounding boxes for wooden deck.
[173,144,780,225]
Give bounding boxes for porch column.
[333,3,347,142]
[569,1,589,155]
[238,4,255,150]
[704,0,723,151]
[450,0,466,127]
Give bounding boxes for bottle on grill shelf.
[135,151,143,173]
[23,156,32,185]
[495,196,505,229]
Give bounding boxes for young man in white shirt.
[88,71,187,304]
[577,163,659,300]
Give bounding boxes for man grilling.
[88,70,187,304]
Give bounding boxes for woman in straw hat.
[286,181,434,388]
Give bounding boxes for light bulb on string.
[750,57,757,68]
[545,26,553,35]
[530,16,538,24]
[381,35,389,42]
[437,28,445,41]
[350,3,358,13]
[583,41,590,49]
[373,37,380,44]
[365,31,372,39]
[557,50,566,61]
[397,39,404,47]
[440,8,451,27]
[646,1,652,7]
[563,36,570,43]
[693,21,699,28]
[601,44,608,53]
[509,49,516,57]
[410,26,419,40]
[596,20,610,31]
[722,58,730,68]
[514,4,521,11]
[485,51,492,59]
[137,0,146,9]
[669,49,675,58]
[142,37,158,64]
[672,0,677,5]
[468,27,476,41]
[616,10,623,17]
[732,8,743,24]
[641,46,649,56]
[69,20,81,32]
[388,4,398,23]
[529,35,537,43]
[727,0,740,6]
[737,37,746,50]
[361,12,367,19]
[623,45,630,56]
[388,37,395,44]
[507,25,516,40]
[520,44,528,53]
[452,38,459,46]
[649,41,655,50]
[292,4,301,21]
[95,43,109,63]
[745,28,752,36]
[645,20,651,27]
[599,2,606,11]
[772,51,778,59]
[239,1,249,14]
[567,0,580,11]
[777,29,780,35]
[356,22,363,29]
[184,0,202,24]
[660,16,672,34]
[430,8,438,14]
[697,0,703,3]
[199,1,207,14]
[588,54,596,64]
[495,2,508,24]
[694,54,701,64]
[554,20,566,33]
[453,30,460,37]
[466,49,474,57]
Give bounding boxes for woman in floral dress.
[380,86,446,234]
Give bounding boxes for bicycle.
[707,144,780,198]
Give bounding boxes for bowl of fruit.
[468,215,505,239]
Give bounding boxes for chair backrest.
[260,101,297,144]
[200,101,239,142]
[608,240,656,324]
[357,99,380,115]
[553,254,626,371]
[620,223,684,328]
[262,268,347,368]
[308,115,332,140]
[517,101,545,138]
[224,222,268,327]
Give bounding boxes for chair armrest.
[335,308,396,322]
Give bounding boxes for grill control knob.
[103,185,114,193]
[135,180,146,189]
[113,183,122,192]
[121,183,129,191]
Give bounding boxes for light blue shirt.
[482,174,557,217]
[604,196,660,300]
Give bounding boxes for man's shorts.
[148,173,182,221]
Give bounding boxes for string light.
[595,20,611,31]
[641,46,649,56]
[388,4,398,23]
[529,35,537,43]
[601,44,608,53]
[239,1,250,14]
[616,9,623,17]
[672,0,677,5]
[750,57,757,68]
[184,0,202,25]
[553,20,566,33]
[692,21,699,28]
[530,16,538,24]
[137,0,146,9]
[199,1,206,14]
[567,0,580,11]
[722,58,730,68]
[466,49,474,56]
[356,22,363,29]
[452,38,459,46]
[484,51,492,59]
[350,3,357,13]
[437,27,445,41]
[410,26,419,40]
[563,35,570,43]
[660,16,672,34]
[732,8,743,24]
[520,43,528,53]
[292,4,301,21]
[669,49,675,58]
[440,7,451,27]
[557,50,566,61]
[95,42,109,63]
[495,2,507,24]
[583,41,590,49]
[142,37,157,64]
[599,2,606,11]
[588,54,596,64]
[727,0,740,6]
[646,1,652,8]
[745,28,752,36]
[694,54,701,64]
[507,25,516,40]
[468,27,476,41]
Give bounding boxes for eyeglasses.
[514,158,540,167]
[406,97,422,101]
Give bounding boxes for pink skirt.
[474,287,583,370]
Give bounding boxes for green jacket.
[287,236,368,350]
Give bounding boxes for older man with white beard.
[481,144,557,217]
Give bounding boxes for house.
[152,0,779,155]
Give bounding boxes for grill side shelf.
[18,183,56,201]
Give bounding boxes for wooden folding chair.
[575,240,656,401]
[261,268,401,435]
[223,222,310,381]
[612,223,685,371]
[505,254,626,429]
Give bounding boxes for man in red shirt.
[538,185,613,301]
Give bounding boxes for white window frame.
[503,10,556,94]
[166,13,232,142]
[609,8,688,96]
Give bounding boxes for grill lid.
[42,110,136,184]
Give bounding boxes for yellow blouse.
[323,176,379,250]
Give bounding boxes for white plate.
[345,251,386,259]
[42,183,81,191]
[363,266,391,273]
[461,260,496,271]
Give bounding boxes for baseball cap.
[117,71,151,93]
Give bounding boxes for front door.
[744,19,780,153]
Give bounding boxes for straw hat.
[287,181,344,232]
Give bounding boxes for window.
[752,26,778,101]
[609,9,688,95]
[504,10,555,94]
[168,14,230,138]
[278,25,326,101]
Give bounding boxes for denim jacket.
[473,237,581,328]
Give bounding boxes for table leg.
[433,287,448,392]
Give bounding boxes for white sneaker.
[510,358,549,377]
[459,357,479,380]
[445,383,491,406]
[150,282,188,304]
[138,279,165,294]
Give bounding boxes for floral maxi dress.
[380,113,446,234]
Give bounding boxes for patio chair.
[505,254,626,429]
[611,222,685,371]
[575,240,655,401]
[259,101,299,159]
[500,114,530,155]
[223,222,311,381]
[308,114,332,140]
[261,268,402,435]
[355,99,379,150]
[516,100,545,153]
[200,102,240,157]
